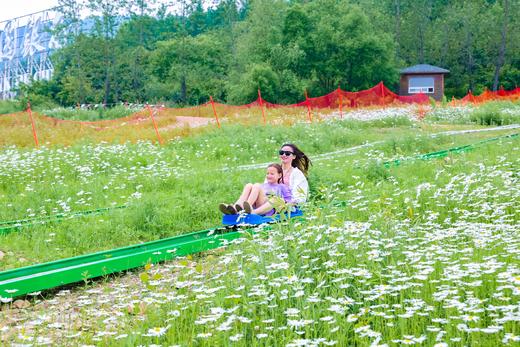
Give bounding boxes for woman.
[219,143,311,215]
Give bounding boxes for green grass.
[0,105,519,346]
[0,119,517,269]
[0,100,22,114]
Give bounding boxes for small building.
[399,64,449,101]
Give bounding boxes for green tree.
[279,1,397,95]
[21,0,520,106]
[488,0,513,91]
[226,0,288,103]
[149,33,230,104]
[86,0,125,104]
[52,34,100,104]
[438,1,489,95]
[54,0,90,104]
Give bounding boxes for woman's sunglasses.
[279,150,294,156]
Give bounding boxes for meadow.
[0,103,519,346]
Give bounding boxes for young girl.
[219,164,292,215]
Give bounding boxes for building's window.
[408,76,434,94]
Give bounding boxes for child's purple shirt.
[261,183,293,203]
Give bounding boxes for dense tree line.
[23,0,520,107]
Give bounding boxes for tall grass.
[0,117,517,270]
[469,100,520,125]
[2,101,519,147]
[427,100,520,125]
[0,125,518,346]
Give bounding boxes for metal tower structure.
[0,8,63,100]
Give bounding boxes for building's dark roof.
[400,64,450,74]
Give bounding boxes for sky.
[0,0,60,22]
[0,0,200,23]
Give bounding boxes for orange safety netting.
[8,82,520,131]
[2,82,428,129]
[130,82,429,125]
[297,82,428,108]
[460,87,520,104]
[218,82,428,109]
[4,82,520,147]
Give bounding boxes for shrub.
[41,105,142,121]
[0,100,22,114]
[365,160,390,181]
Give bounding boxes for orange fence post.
[304,90,313,123]
[467,90,475,104]
[210,96,221,128]
[338,86,343,119]
[26,102,39,148]
[258,89,266,125]
[380,81,385,105]
[146,104,163,145]
[416,104,427,120]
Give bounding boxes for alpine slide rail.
[0,226,254,300]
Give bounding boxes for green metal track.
[0,226,250,299]
[0,205,127,234]
[383,132,518,167]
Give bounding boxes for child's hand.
[268,196,288,213]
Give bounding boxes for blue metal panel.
[222,209,304,226]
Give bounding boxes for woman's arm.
[290,169,308,204]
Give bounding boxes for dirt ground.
[159,116,215,131]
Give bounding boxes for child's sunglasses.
[279,150,294,156]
